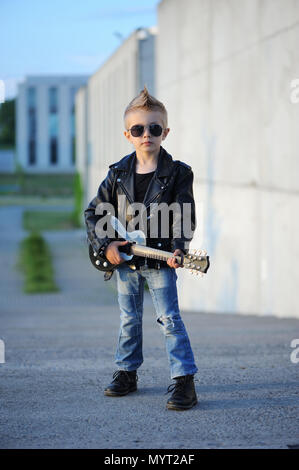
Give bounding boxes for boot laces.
[165,376,192,395]
[112,370,138,385]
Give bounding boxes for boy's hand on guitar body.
[167,249,184,269]
[104,241,129,265]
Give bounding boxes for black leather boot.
[166,374,198,410]
[104,370,138,397]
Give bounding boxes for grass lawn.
[23,210,78,231]
[0,172,75,197]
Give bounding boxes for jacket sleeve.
[171,166,196,253]
[84,169,116,254]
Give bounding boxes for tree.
[0,99,15,148]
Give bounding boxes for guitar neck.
[130,244,181,263]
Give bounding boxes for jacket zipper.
[145,190,162,208]
[117,181,134,204]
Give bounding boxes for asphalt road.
[0,205,299,449]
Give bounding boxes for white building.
[75,28,156,207]
[17,75,88,173]
[157,0,299,318]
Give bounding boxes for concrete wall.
[157,0,299,318]
[75,85,89,209]
[82,28,156,204]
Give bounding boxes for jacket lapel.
[111,146,175,207]
[143,147,174,208]
[119,152,136,204]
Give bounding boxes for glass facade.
[27,87,36,165]
[49,87,59,164]
[49,87,58,113]
[23,81,86,170]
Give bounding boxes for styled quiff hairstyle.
[124,85,168,128]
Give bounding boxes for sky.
[0,0,161,99]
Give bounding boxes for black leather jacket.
[84,146,196,269]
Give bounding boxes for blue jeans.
[115,264,198,379]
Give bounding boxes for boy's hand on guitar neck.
[105,242,184,269]
[104,241,129,265]
[167,249,184,269]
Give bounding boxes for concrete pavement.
[0,205,299,449]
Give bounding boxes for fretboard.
[130,244,181,263]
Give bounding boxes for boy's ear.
[162,128,170,140]
[124,130,131,142]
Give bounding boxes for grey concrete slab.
[0,205,299,449]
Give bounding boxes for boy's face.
[124,109,169,156]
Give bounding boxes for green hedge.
[71,171,83,227]
[18,231,59,294]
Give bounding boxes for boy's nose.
[143,126,151,137]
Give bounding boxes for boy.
[84,87,198,410]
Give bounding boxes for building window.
[27,87,37,166]
[71,135,76,165]
[49,113,58,137]
[50,137,58,164]
[70,87,76,113]
[27,87,36,110]
[70,87,76,165]
[48,87,59,165]
[49,87,58,113]
[28,139,36,165]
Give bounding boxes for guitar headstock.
[182,249,210,276]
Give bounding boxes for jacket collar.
[110,146,175,206]
[110,146,174,178]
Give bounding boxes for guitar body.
[88,221,146,272]
[88,243,131,272]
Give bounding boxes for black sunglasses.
[128,124,164,137]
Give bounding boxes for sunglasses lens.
[149,124,163,136]
[130,124,163,137]
[130,125,144,137]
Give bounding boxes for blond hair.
[124,85,168,128]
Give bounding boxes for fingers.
[106,248,123,265]
[167,258,181,269]
[167,258,178,268]
[105,241,128,265]
[167,249,184,269]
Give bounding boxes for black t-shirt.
[134,171,155,203]
[133,170,157,268]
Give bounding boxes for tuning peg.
[201,250,207,256]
